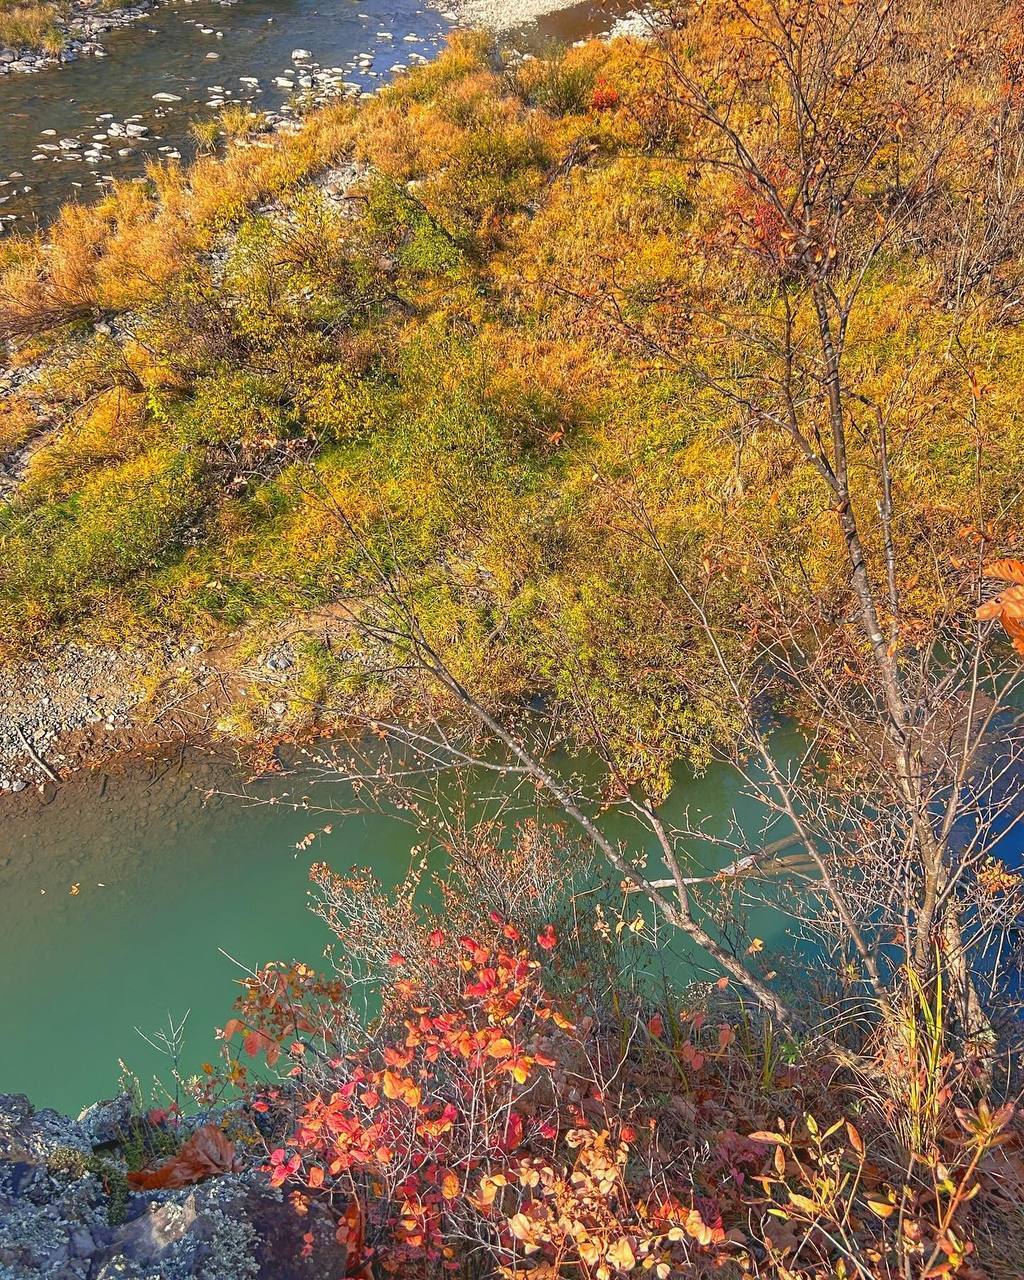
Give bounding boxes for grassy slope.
[1,27,1022,782]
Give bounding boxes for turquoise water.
[0,740,796,1114]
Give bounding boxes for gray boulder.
[0,1095,348,1279]
[76,1096,132,1148]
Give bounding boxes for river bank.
[0,0,167,78]
[0,606,356,792]
[0,0,644,232]
[0,3,656,796]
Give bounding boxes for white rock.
[291,48,311,59]
[152,92,182,102]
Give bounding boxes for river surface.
[0,0,631,230]
[0,740,794,1114]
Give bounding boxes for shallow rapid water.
[0,0,452,230]
[0,739,795,1114]
[0,0,632,230]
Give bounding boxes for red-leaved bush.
[256,918,747,1277]
[215,832,1024,1279]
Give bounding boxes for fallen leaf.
[126,1124,236,1190]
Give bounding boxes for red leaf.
[536,925,557,951]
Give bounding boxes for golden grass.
[0,0,63,53]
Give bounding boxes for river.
[0,739,794,1114]
[0,0,633,230]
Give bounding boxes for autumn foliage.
[8,0,1024,1270]
[211,850,1024,1280]
[977,560,1024,654]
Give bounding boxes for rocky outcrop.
[0,1093,346,1280]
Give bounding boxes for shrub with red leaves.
[590,80,621,111]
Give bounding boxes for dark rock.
[76,1095,131,1147]
[110,1191,199,1259]
[69,1226,96,1256]
[0,1097,90,1162]
[0,1094,33,1130]
[91,1177,348,1279]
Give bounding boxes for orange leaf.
[977,585,1024,620]
[381,1070,404,1100]
[984,558,1024,585]
[1003,615,1024,655]
[382,1070,421,1107]
[126,1124,236,1190]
